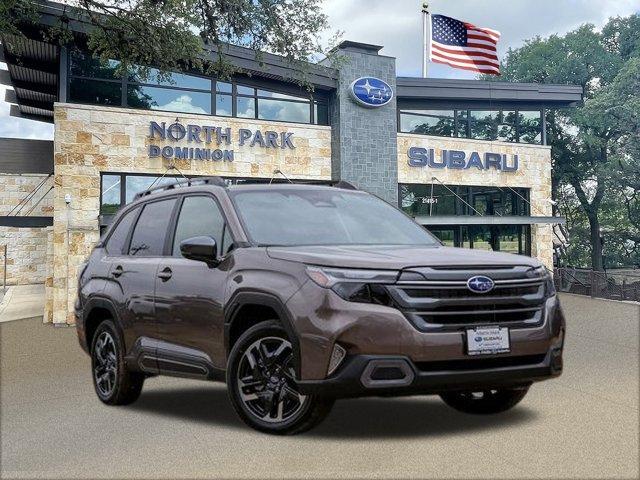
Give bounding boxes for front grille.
[387,266,547,331]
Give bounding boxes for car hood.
[266,245,541,270]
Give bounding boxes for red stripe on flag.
[431,56,500,75]
[432,43,498,61]
[467,33,498,44]
[431,51,500,68]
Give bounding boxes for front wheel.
[91,319,144,405]
[440,386,529,414]
[226,321,333,434]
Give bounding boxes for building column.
[323,42,399,205]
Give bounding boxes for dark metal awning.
[415,215,566,226]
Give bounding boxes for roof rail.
[334,180,358,190]
[133,176,227,200]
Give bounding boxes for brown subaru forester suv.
[76,177,565,434]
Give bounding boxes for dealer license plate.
[466,326,510,355]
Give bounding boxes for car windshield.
[230,188,439,247]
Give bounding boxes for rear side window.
[105,207,138,255]
[172,196,227,256]
[128,198,177,256]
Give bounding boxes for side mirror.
[180,236,218,266]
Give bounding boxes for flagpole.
[422,2,430,77]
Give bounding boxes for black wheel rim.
[93,331,117,397]
[237,336,307,424]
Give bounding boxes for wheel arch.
[83,297,121,352]
[224,291,301,378]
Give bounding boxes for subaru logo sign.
[349,77,393,108]
[467,275,495,293]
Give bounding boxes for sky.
[1,0,639,140]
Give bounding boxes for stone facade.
[50,103,332,324]
[397,134,554,268]
[0,174,53,286]
[324,48,398,204]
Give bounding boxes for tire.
[90,319,144,406]
[440,386,530,414]
[226,320,334,435]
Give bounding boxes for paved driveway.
[1,294,638,479]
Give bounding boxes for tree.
[486,16,640,270]
[1,0,334,86]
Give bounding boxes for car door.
[105,197,178,371]
[154,194,233,375]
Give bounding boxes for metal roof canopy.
[0,138,54,174]
[396,77,583,108]
[415,215,566,225]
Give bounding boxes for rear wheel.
[440,387,529,414]
[91,319,144,405]
[227,321,333,434]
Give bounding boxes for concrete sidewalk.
[0,284,45,323]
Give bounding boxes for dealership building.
[0,1,582,324]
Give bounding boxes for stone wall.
[397,134,554,268]
[51,103,332,324]
[0,174,53,286]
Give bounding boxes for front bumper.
[297,347,563,398]
[286,279,566,383]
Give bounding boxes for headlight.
[306,267,398,305]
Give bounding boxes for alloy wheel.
[93,331,118,397]
[236,336,307,423]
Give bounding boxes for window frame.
[167,193,236,260]
[126,196,180,257]
[66,48,329,125]
[398,108,543,144]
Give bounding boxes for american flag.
[429,14,501,75]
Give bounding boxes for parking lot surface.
[1,293,638,479]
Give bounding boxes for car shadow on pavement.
[131,385,539,439]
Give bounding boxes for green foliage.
[484,15,640,269]
[2,0,335,88]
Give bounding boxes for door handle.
[157,267,172,281]
[111,265,123,278]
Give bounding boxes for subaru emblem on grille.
[467,275,495,293]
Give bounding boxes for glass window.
[222,225,234,254]
[101,175,121,215]
[314,102,329,125]
[258,98,310,123]
[518,111,542,144]
[105,207,138,255]
[470,110,498,140]
[216,81,232,93]
[172,196,226,256]
[236,97,255,118]
[215,93,232,116]
[129,199,177,256]
[400,110,455,136]
[125,176,177,204]
[128,66,210,90]
[127,85,211,114]
[69,78,122,106]
[257,89,306,101]
[237,85,255,95]
[70,49,121,79]
[231,188,439,246]
[497,111,517,142]
[455,110,469,137]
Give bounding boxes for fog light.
[327,344,346,376]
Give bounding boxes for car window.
[222,224,234,254]
[172,196,227,257]
[128,198,177,256]
[105,207,138,255]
